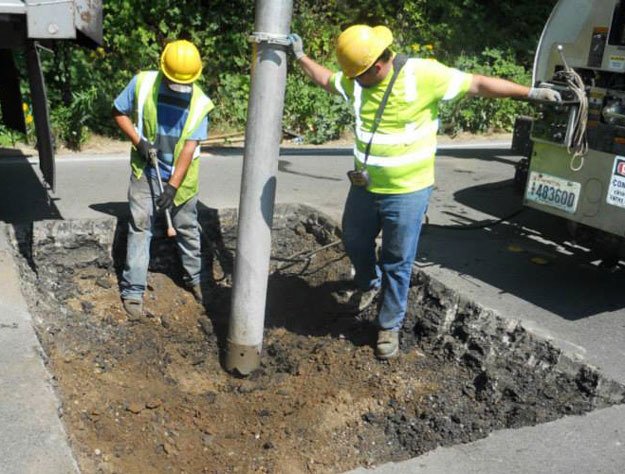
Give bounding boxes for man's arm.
[112,107,141,147]
[111,76,143,147]
[289,33,336,94]
[112,106,156,159]
[468,74,560,101]
[168,140,197,189]
[467,75,530,99]
[296,56,335,94]
[156,139,198,210]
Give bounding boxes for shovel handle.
[148,149,177,238]
[165,210,177,237]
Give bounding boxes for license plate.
[525,172,581,214]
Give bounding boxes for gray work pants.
[120,172,202,300]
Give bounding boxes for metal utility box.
[519,0,625,244]
[23,0,103,43]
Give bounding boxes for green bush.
[283,73,352,144]
[439,48,533,134]
[0,1,555,148]
[0,124,23,148]
[211,72,250,131]
[50,86,98,150]
[210,69,353,145]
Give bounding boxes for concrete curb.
[0,224,78,474]
[0,138,513,166]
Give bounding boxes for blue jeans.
[342,185,432,331]
[120,173,203,300]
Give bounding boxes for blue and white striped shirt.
[114,75,209,180]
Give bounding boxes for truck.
[0,0,103,191]
[512,0,625,264]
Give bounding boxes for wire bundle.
[555,45,588,171]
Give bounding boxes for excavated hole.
[9,204,625,474]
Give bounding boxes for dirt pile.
[10,205,625,473]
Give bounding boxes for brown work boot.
[122,298,143,321]
[376,329,399,359]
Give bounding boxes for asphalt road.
[1,140,625,473]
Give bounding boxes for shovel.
[148,148,177,238]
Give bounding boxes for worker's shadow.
[0,153,62,223]
[268,274,380,347]
[89,201,382,360]
[88,201,235,331]
[418,177,625,320]
[194,206,381,356]
[205,267,380,355]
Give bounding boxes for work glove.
[288,33,305,60]
[156,183,177,211]
[135,137,157,161]
[528,87,561,102]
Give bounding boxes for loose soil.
[13,206,625,474]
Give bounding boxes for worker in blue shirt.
[112,40,214,320]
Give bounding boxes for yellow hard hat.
[160,40,202,84]
[336,25,393,78]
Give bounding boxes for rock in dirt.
[126,402,144,414]
[95,276,112,289]
[198,316,213,336]
[146,399,162,409]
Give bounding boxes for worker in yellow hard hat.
[288,25,560,359]
[112,39,215,320]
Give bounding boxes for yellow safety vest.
[130,71,214,206]
[331,57,473,194]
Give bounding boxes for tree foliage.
[17,0,559,147]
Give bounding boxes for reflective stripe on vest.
[354,145,437,168]
[135,71,158,140]
[334,74,349,102]
[356,119,439,146]
[443,69,470,101]
[186,95,212,159]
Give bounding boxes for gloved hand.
[528,87,561,102]
[135,137,157,161]
[156,183,177,211]
[288,33,305,60]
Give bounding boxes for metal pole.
[225,0,293,375]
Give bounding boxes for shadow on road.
[420,177,625,320]
[0,156,61,223]
[278,159,342,181]
[0,147,32,158]
[438,146,519,166]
